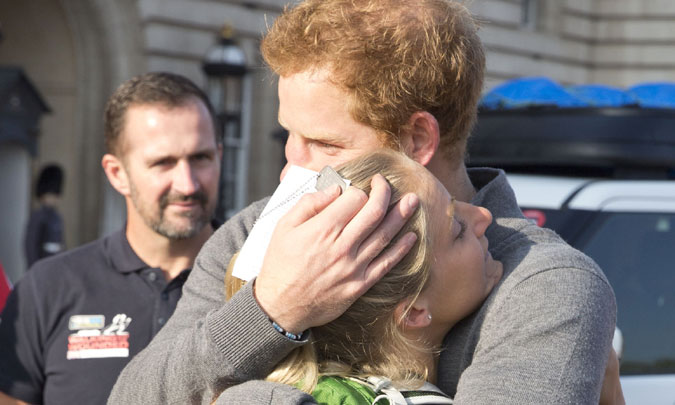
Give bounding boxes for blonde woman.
[226,150,503,404]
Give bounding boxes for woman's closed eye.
[455,218,467,240]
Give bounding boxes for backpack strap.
[350,376,454,405]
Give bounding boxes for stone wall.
[472,0,675,88]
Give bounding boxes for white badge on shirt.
[66,313,132,359]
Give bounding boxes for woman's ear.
[101,154,131,197]
[399,111,440,167]
[395,297,432,330]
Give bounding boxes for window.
[523,208,675,375]
[521,0,538,30]
[580,212,675,375]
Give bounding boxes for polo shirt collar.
[107,228,149,273]
[105,220,222,274]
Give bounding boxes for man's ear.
[102,154,131,197]
[400,111,440,167]
[394,297,432,330]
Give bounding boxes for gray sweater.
[108,168,616,404]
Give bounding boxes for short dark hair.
[103,72,219,156]
[36,164,64,197]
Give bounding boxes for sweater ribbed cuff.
[207,281,305,380]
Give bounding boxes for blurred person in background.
[24,164,65,267]
[0,72,221,405]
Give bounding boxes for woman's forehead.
[414,164,455,219]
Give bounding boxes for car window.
[578,212,675,375]
[523,208,675,375]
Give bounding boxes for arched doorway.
[0,1,143,282]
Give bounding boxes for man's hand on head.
[254,173,419,334]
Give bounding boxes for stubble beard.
[129,181,212,240]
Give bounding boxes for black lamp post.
[202,25,250,220]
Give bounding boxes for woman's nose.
[472,205,493,237]
[458,202,493,238]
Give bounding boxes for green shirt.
[312,376,380,405]
[311,376,453,405]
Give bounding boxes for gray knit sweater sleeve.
[108,198,305,405]
[214,381,316,405]
[438,169,617,404]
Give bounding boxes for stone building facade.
[1,0,674,282]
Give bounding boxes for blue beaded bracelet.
[270,319,305,341]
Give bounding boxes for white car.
[469,77,675,404]
[507,174,675,405]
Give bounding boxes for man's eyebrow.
[145,146,215,162]
[276,115,345,145]
[315,133,345,145]
[190,147,217,156]
[144,154,172,165]
[301,130,345,146]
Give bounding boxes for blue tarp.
[568,84,638,107]
[480,77,675,110]
[628,83,675,108]
[480,77,588,109]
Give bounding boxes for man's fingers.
[339,174,392,246]
[362,231,418,288]
[306,185,370,236]
[281,184,342,226]
[356,192,419,265]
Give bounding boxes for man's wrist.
[269,319,309,341]
[252,278,308,334]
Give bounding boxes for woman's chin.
[486,259,504,290]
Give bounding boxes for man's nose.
[173,160,200,195]
[281,133,308,181]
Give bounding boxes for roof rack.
[467,78,675,179]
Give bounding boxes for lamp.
[202,25,250,220]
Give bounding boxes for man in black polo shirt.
[0,72,222,405]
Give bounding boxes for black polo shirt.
[0,229,189,405]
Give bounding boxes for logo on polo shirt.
[66,314,132,359]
